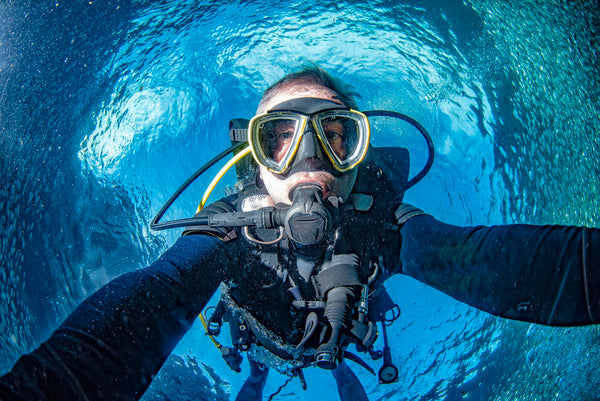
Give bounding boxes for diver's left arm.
[396,212,600,326]
[0,234,239,401]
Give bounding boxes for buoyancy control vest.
[153,111,434,383]
[191,146,409,379]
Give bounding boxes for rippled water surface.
[1,1,599,400]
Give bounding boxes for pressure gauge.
[378,363,399,384]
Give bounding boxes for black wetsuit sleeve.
[0,234,239,401]
[397,214,600,326]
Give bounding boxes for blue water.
[1,1,599,400]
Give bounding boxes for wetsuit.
[1,208,599,400]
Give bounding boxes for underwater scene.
[1,0,599,400]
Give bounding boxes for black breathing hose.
[363,110,435,191]
[150,142,247,231]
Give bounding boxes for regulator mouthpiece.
[284,184,332,245]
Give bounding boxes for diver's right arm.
[0,234,238,401]
[396,211,600,326]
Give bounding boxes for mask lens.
[318,115,363,164]
[258,118,299,163]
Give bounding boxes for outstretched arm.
[398,212,600,326]
[0,234,237,401]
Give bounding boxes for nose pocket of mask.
[296,130,319,160]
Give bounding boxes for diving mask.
[248,98,370,174]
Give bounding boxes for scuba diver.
[1,67,600,401]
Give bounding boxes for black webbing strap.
[314,263,361,296]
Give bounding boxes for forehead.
[256,83,342,115]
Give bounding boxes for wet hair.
[259,66,360,110]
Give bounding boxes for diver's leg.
[235,359,269,401]
[332,361,369,401]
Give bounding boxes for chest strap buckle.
[292,300,325,309]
